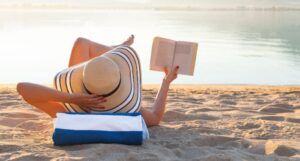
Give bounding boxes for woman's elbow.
[141,108,162,127]
[16,82,32,102]
[147,116,161,127]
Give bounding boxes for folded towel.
[52,112,149,146]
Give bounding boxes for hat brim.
[54,46,142,113]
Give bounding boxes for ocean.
[0,9,299,85]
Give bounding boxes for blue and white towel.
[52,112,149,146]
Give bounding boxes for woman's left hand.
[69,93,107,109]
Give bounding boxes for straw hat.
[53,46,142,113]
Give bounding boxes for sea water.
[0,9,299,85]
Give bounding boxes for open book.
[150,37,198,76]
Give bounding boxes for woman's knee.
[74,37,90,47]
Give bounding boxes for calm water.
[0,9,299,85]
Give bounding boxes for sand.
[0,84,299,161]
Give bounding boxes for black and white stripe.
[54,70,75,112]
[54,45,142,113]
[117,46,142,112]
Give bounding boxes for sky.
[1,0,300,9]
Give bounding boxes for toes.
[125,35,134,45]
[128,35,134,41]
[121,35,134,46]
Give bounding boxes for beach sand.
[0,84,299,161]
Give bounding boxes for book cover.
[150,37,198,76]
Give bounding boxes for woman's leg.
[68,35,135,67]
[68,37,113,67]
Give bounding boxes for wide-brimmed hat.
[53,45,142,113]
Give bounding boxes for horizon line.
[1,5,300,11]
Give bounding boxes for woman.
[16,35,179,127]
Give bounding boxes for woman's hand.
[69,93,107,109]
[163,66,179,84]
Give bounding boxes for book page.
[172,41,198,75]
[150,37,176,72]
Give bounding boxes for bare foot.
[121,34,134,46]
[111,35,134,49]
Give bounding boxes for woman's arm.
[17,82,106,108]
[141,66,179,126]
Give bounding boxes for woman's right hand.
[163,66,179,85]
[68,93,107,109]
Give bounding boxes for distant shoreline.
[1,6,300,12]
